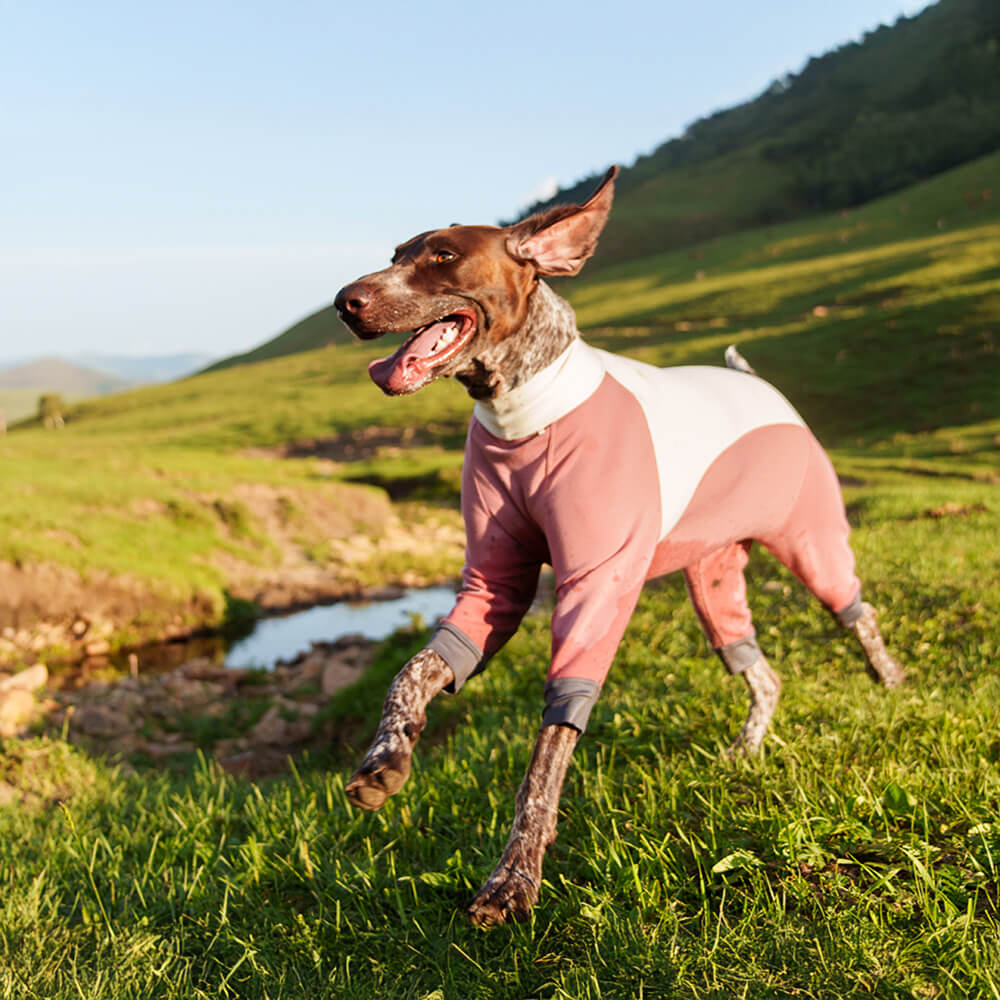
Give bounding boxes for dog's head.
[335,166,618,395]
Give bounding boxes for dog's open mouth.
[368,310,477,394]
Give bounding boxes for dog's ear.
[506,165,618,276]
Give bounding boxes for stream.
[106,585,459,676]
[224,585,457,668]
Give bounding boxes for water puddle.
[224,585,457,669]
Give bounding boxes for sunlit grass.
[1,456,998,997]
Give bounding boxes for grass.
[1,447,998,997]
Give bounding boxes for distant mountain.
[0,358,131,395]
[0,358,133,423]
[74,352,214,383]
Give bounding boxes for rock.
[74,704,136,738]
[139,740,196,758]
[219,751,256,775]
[321,659,366,696]
[0,664,49,695]
[84,638,111,657]
[0,689,36,736]
[248,705,311,745]
[248,705,289,744]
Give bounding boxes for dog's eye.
[431,249,457,264]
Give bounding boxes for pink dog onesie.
[427,335,864,731]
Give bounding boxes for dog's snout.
[334,282,372,319]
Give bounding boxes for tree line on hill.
[518,0,999,234]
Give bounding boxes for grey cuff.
[833,589,864,628]
[716,634,762,675]
[542,677,601,733]
[427,622,485,693]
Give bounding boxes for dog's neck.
[472,338,605,440]
[456,281,578,401]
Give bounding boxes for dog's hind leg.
[731,655,782,755]
[467,723,579,927]
[345,648,454,811]
[756,433,905,690]
[841,599,905,688]
[684,542,780,754]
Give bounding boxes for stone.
[321,659,366,696]
[75,704,136,738]
[0,689,36,735]
[0,664,49,694]
[248,705,310,745]
[248,705,290,744]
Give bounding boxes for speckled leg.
[852,602,905,688]
[345,648,454,811]
[467,723,579,927]
[729,655,782,755]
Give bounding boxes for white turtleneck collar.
[472,337,607,441]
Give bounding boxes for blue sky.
[0,0,931,363]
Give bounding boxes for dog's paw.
[466,866,540,928]
[727,727,765,758]
[345,745,412,811]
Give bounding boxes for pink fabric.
[442,372,860,687]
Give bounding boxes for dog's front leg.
[346,648,454,811]
[467,723,579,927]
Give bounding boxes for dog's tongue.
[368,320,455,394]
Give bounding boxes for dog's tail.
[725,344,757,376]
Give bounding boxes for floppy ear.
[506,165,618,276]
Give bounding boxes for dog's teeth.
[433,326,458,351]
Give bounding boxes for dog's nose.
[334,282,371,319]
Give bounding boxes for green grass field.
[1,455,997,997]
[0,152,998,996]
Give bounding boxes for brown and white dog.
[334,167,903,927]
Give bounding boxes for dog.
[333,166,903,927]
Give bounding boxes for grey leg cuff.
[833,589,864,628]
[427,622,485,693]
[542,677,601,733]
[716,634,762,675]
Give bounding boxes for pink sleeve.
[433,424,546,689]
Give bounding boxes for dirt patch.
[922,501,989,518]
[0,562,216,666]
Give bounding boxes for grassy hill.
[523,0,1000,268]
[200,303,355,375]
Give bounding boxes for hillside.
[205,0,999,373]
[521,0,1000,268]
[200,303,354,374]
